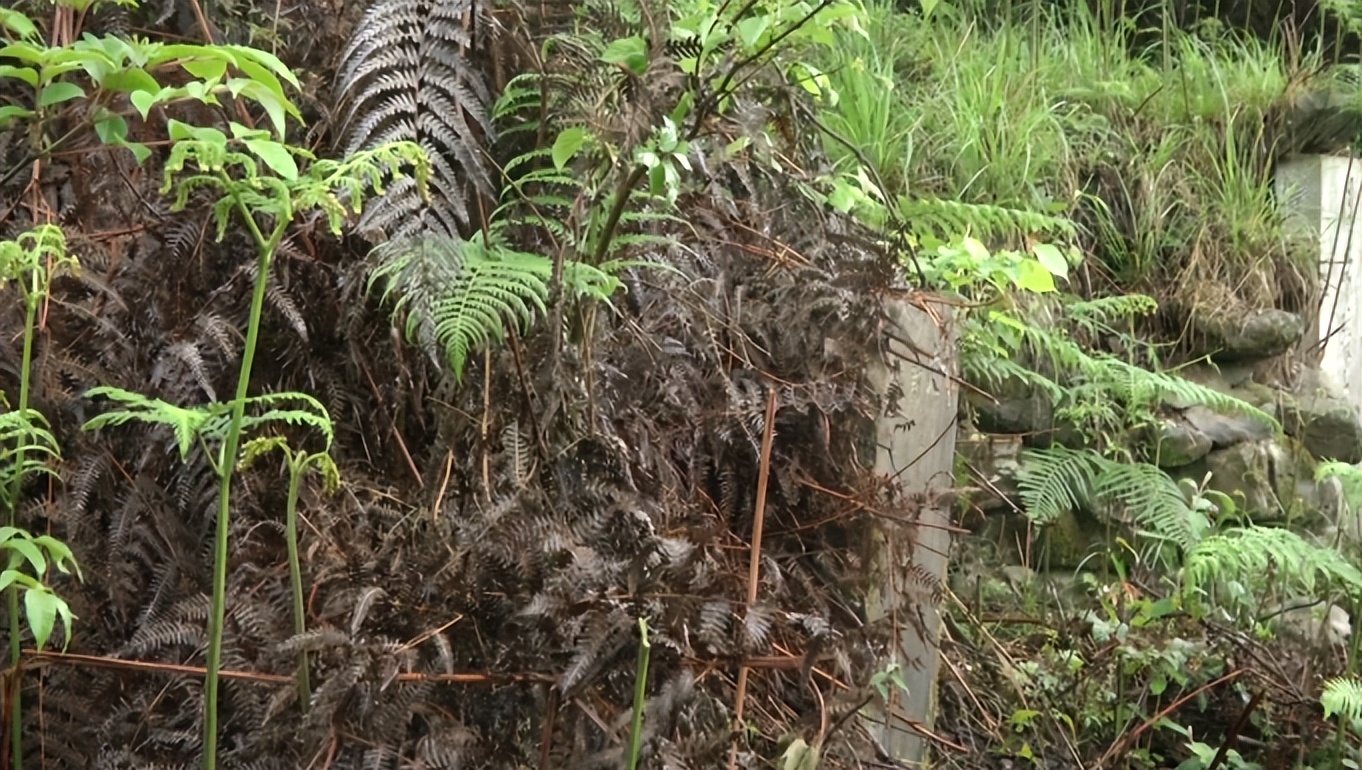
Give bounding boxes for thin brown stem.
[726,388,779,770]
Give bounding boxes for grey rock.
[955,432,1025,516]
[1297,474,1347,524]
[1182,405,1274,447]
[1281,377,1362,463]
[967,380,1053,437]
[1188,440,1295,521]
[1151,418,1212,467]
[1195,309,1304,362]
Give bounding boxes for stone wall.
[956,153,1362,575]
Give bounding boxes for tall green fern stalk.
[0,226,77,770]
[81,115,427,769]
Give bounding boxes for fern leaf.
[335,0,493,239]
[1093,460,1208,550]
[82,386,218,460]
[1185,526,1362,600]
[1016,447,1100,524]
[1323,677,1362,724]
[369,234,553,382]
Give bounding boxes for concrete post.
[861,297,960,767]
[1275,154,1362,405]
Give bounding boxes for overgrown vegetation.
[1,0,1360,767]
[808,0,1362,767]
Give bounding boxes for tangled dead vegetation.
[0,2,936,767]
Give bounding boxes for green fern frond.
[1019,447,1208,552]
[1323,677,1362,723]
[894,195,1077,247]
[0,408,61,510]
[370,234,552,382]
[966,306,1278,436]
[239,410,334,444]
[1106,360,1278,431]
[1016,447,1100,524]
[1185,526,1362,600]
[238,392,334,448]
[1094,460,1209,549]
[82,386,220,460]
[83,387,334,462]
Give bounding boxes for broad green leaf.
[648,163,667,198]
[38,81,85,107]
[125,141,152,164]
[1013,259,1057,293]
[1149,673,1167,695]
[734,16,772,50]
[230,56,298,111]
[0,64,38,87]
[0,105,35,125]
[245,139,298,180]
[961,236,989,261]
[181,56,228,81]
[0,570,41,592]
[0,42,46,64]
[31,535,79,577]
[24,588,58,650]
[101,67,159,94]
[0,9,39,39]
[4,537,45,574]
[827,181,857,213]
[154,45,237,69]
[93,111,129,145]
[551,126,587,170]
[1031,242,1069,279]
[229,121,269,140]
[226,45,300,88]
[129,88,158,119]
[230,79,289,139]
[167,120,227,146]
[599,36,648,76]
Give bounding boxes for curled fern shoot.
[240,436,339,713]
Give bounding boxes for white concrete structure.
[863,298,959,768]
[1276,155,1362,405]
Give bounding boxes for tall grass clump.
[815,0,1331,292]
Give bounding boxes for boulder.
[1181,404,1274,447]
[955,432,1026,516]
[1034,509,1105,570]
[1194,309,1304,363]
[1182,439,1296,522]
[966,377,1053,437]
[1280,372,1362,463]
[1151,418,1212,467]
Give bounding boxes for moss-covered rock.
[1279,373,1362,463]
[1178,439,1297,522]
[1151,417,1213,467]
[1193,308,1304,363]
